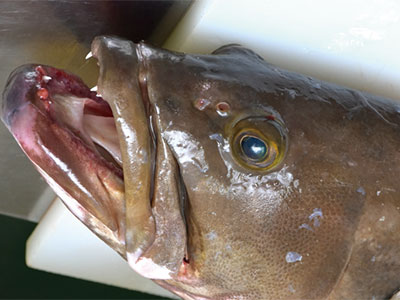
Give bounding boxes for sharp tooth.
[96,93,102,98]
[90,86,98,92]
[85,51,93,60]
[42,75,52,82]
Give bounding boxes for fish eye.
[230,116,287,171]
[240,135,268,161]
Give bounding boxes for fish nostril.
[194,98,211,111]
[216,101,230,116]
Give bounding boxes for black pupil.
[241,136,267,160]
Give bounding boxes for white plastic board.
[26,198,177,299]
[165,0,400,102]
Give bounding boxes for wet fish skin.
[139,41,400,299]
[3,36,400,299]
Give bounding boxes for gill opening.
[178,166,190,264]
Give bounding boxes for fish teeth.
[85,51,93,60]
[42,75,52,83]
[90,85,98,92]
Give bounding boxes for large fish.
[2,36,400,300]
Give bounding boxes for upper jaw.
[90,36,191,280]
[91,36,188,280]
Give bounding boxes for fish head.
[2,36,366,299]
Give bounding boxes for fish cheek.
[142,50,363,297]
[275,158,366,298]
[198,124,366,298]
[169,165,365,299]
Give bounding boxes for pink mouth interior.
[8,63,188,280]
[34,65,123,171]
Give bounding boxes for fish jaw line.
[91,36,157,271]
[92,36,187,279]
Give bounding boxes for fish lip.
[134,42,190,279]
[132,43,189,278]
[135,43,157,208]
[91,35,157,250]
[91,36,187,279]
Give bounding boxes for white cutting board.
[26,198,177,299]
[26,0,400,297]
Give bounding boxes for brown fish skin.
[3,36,400,299]
[134,41,400,299]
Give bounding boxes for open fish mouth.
[1,36,187,280]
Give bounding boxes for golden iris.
[230,116,287,171]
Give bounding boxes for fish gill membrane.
[3,36,400,300]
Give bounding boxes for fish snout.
[1,65,37,128]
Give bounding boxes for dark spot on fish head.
[165,97,180,114]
